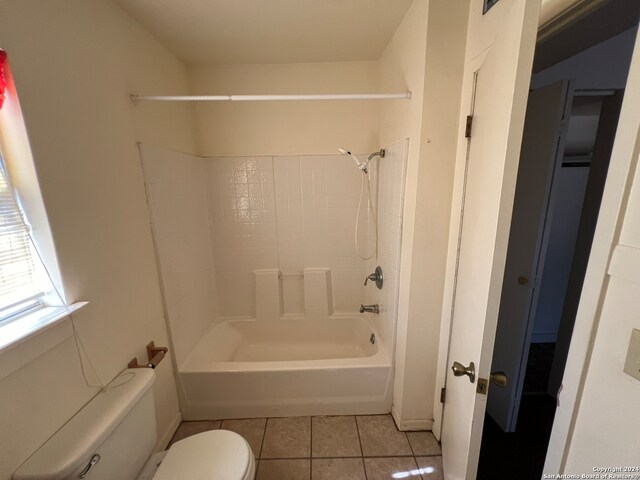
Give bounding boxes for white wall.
[0,1,195,477]
[189,62,380,156]
[141,145,219,368]
[380,0,469,429]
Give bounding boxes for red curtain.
[0,50,7,110]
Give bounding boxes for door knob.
[490,371,507,387]
[451,361,475,383]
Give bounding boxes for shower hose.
[355,168,378,260]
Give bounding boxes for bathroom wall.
[186,0,469,430]
[205,156,277,317]
[141,145,219,368]
[205,154,370,318]
[189,62,379,156]
[378,0,469,430]
[0,1,195,477]
[143,148,384,325]
[183,0,469,431]
[365,139,409,359]
[273,154,369,315]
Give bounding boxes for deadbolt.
[451,361,475,383]
[517,276,528,285]
[477,371,508,395]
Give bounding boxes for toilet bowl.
[13,369,255,480]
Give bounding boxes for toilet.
[12,369,255,480]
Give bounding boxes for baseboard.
[155,411,182,451]
[391,405,433,431]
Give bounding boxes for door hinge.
[440,387,446,403]
[465,115,473,138]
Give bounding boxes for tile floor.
[169,414,443,479]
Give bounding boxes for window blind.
[0,153,43,322]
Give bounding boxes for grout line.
[406,431,416,456]
[411,456,421,480]
[309,416,313,480]
[258,455,428,460]
[258,418,269,460]
[354,416,368,480]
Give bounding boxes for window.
[0,50,84,351]
[0,151,45,324]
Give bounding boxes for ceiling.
[112,0,413,66]
[534,0,640,72]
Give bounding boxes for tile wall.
[274,154,369,315]
[142,143,407,359]
[206,156,278,316]
[141,145,219,367]
[206,154,372,318]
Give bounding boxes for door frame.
[432,50,484,441]
[432,1,572,441]
[543,27,640,472]
[433,13,640,475]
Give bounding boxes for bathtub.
[178,316,392,419]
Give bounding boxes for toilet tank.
[14,369,157,480]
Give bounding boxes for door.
[487,81,573,432]
[440,1,540,478]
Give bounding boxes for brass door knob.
[517,276,528,285]
[490,371,507,387]
[451,361,476,383]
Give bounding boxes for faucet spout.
[360,304,379,314]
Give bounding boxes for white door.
[487,81,573,432]
[440,1,540,478]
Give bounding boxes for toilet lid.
[153,430,252,480]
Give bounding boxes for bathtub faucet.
[360,304,379,314]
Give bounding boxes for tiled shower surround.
[141,140,407,363]
[208,153,371,317]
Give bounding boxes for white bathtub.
[178,316,392,419]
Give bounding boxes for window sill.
[0,301,88,353]
[0,302,88,381]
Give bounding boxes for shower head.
[338,147,365,170]
[338,147,385,173]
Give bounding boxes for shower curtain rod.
[130,92,412,102]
